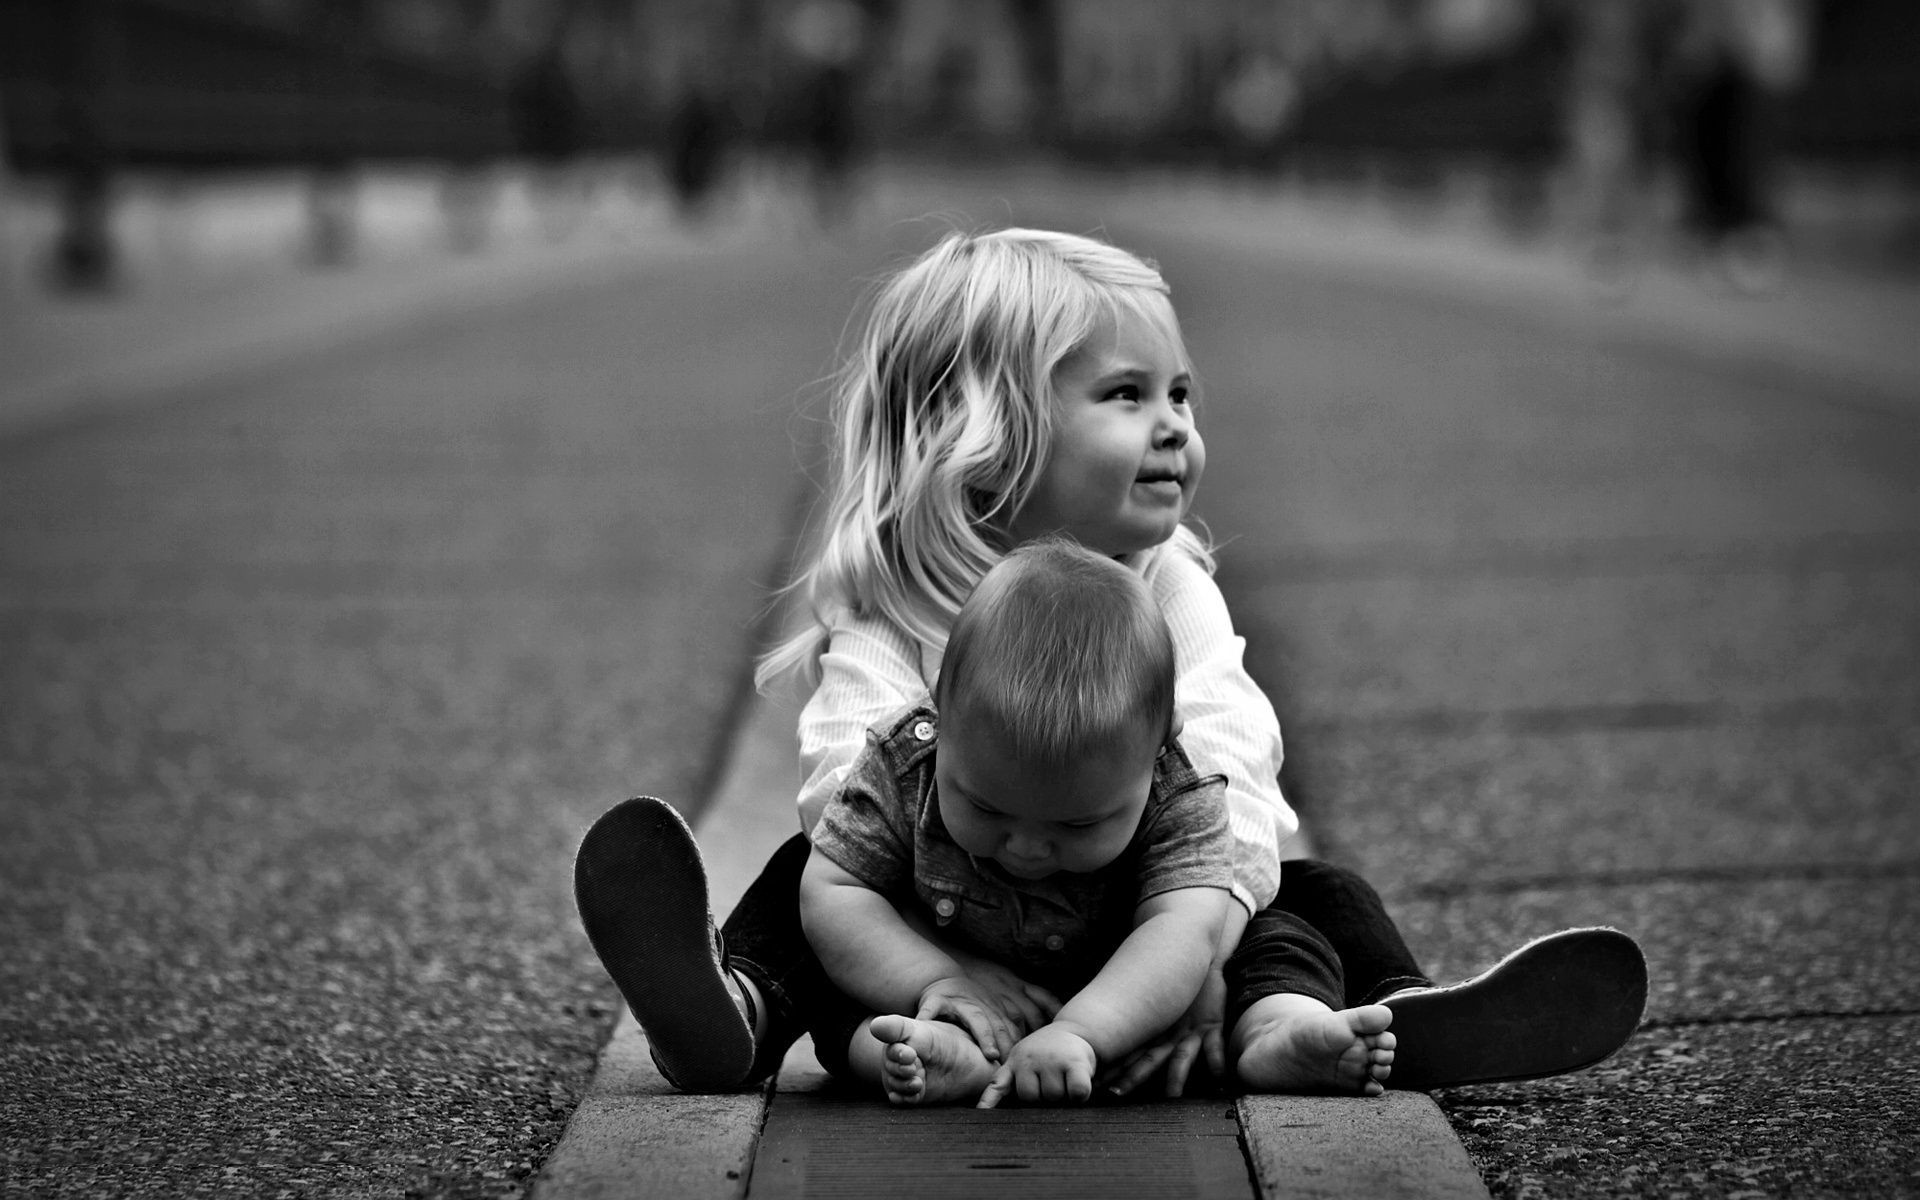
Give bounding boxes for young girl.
[574,227,1647,1096]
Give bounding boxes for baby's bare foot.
[869,1014,997,1105]
[1234,1000,1396,1096]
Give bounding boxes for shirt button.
[935,897,957,919]
[912,720,935,742]
[1044,934,1065,952]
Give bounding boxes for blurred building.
[10,0,1914,171]
[3,0,1913,278]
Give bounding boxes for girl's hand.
[916,976,1023,1062]
[976,1026,1098,1108]
[1099,960,1228,1097]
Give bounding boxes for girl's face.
[1008,295,1205,556]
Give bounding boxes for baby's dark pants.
[720,838,1428,1082]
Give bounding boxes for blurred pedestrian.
[513,42,589,240]
[1562,0,1671,297]
[1668,0,1812,292]
[1216,50,1299,174]
[574,227,1648,1099]
[783,0,869,227]
[664,81,729,221]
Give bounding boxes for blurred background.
[1,0,1915,296]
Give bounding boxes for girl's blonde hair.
[756,226,1211,691]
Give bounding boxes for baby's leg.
[846,1015,996,1105]
[1233,995,1395,1096]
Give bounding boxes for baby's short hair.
[936,539,1175,768]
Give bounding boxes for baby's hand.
[942,955,1062,1038]
[897,908,1062,1038]
[976,1025,1097,1108]
[916,976,1021,1062]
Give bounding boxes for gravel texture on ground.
[0,238,866,1198]
[1439,1017,1920,1198]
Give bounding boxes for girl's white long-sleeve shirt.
[792,548,1296,916]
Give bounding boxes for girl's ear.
[1167,715,1184,745]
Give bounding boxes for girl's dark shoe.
[1384,927,1648,1090]
[574,797,757,1092]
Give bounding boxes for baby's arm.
[799,850,1023,1059]
[977,886,1230,1107]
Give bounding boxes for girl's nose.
[1153,397,1191,448]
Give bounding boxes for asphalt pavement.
[3,159,1915,1198]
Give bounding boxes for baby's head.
[932,539,1175,879]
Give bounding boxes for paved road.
[4,172,1916,1197]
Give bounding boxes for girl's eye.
[1171,386,1190,405]
[1105,385,1141,402]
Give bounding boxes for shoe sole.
[1384,927,1648,1090]
[573,797,756,1091]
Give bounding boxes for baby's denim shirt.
[810,703,1233,998]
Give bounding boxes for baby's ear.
[1167,716,1184,745]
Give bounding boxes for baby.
[798,539,1393,1105]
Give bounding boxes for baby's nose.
[1004,829,1050,859]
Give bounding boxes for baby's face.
[933,719,1156,880]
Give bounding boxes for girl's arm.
[977,886,1229,1107]
[1151,552,1297,914]
[794,617,926,835]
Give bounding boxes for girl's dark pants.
[722,837,1430,1082]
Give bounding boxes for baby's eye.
[1105,384,1141,402]
[1171,385,1191,405]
